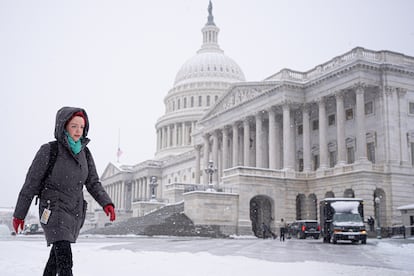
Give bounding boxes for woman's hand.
[103,205,116,222]
[12,217,25,233]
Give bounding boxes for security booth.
[397,204,414,237]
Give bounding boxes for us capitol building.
[87,2,414,236]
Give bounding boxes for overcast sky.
[1,0,413,208]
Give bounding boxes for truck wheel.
[331,236,337,244]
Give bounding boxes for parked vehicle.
[288,220,320,239]
[23,223,44,235]
[320,198,367,244]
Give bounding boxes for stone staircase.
[84,202,227,238]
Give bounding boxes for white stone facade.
[95,4,414,236]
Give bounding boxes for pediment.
[100,162,123,179]
[201,83,276,120]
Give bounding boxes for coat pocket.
[38,195,59,227]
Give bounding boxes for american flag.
[116,147,123,162]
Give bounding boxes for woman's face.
[65,116,85,142]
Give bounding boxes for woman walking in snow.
[12,106,116,276]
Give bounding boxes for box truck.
[320,198,367,244]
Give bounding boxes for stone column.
[318,98,328,169]
[203,134,210,185]
[145,177,149,201]
[120,181,124,210]
[243,118,251,166]
[222,127,229,170]
[255,112,264,168]
[195,145,201,184]
[191,121,196,145]
[355,84,368,161]
[174,123,178,147]
[303,105,311,172]
[163,127,167,148]
[268,108,277,169]
[156,129,160,151]
[275,115,282,169]
[335,92,346,165]
[212,131,219,183]
[282,103,293,170]
[182,122,186,146]
[398,88,409,165]
[160,128,164,149]
[167,125,171,148]
[232,122,239,167]
[140,178,144,200]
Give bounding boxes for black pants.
[280,228,285,241]
[43,241,73,276]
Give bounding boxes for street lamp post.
[150,176,158,201]
[375,196,381,239]
[204,160,217,192]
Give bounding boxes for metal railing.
[381,225,414,239]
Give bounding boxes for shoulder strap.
[35,141,58,204]
[84,146,91,183]
[42,141,59,184]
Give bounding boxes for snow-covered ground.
[1,235,413,276]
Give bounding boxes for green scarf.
[65,131,82,155]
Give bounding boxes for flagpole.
[117,128,121,163]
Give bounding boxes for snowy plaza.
[1,235,413,276]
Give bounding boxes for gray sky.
[1,0,413,208]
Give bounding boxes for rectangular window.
[183,98,187,108]
[198,96,202,107]
[312,120,319,130]
[411,143,414,166]
[329,151,337,168]
[313,155,319,171]
[328,114,336,126]
[410,102,414,114]
[347,147,355,164]
[365,102,373,115]
[297,125,303,135]
[207,95,210,106]
[298,158,304,172]
[191,96,194,107]
[367,142,375,163]
[346,108,354,120]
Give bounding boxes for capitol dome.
[155,1,246,159]
[174,50,245,86]
[173,3,245,87]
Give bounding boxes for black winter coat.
[14,107,113,245]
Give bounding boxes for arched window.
[296,194,306,220]
[343,188,355,198]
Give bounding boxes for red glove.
[13,217,25,233]
[104,204,116,222]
